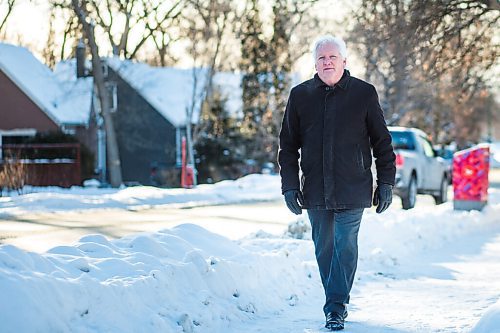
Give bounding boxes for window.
[105,81,118,112]
[390,131,416,150]
[0,129,37,161]
[419,137,435,157]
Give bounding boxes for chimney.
[76,39,86,78]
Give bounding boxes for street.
[1,169,499,253]
[0,191,453,253]
[0,200,292,252]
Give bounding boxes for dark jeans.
[307,208,364,315]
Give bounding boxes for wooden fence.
[0,143,81,188]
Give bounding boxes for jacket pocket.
[356,144,365,172]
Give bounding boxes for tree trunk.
[72,0,123,187]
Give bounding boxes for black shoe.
[325,311,346,331]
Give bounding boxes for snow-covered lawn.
[1,174,500,332]
[0,174,282,216]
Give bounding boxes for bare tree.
[50,0,185,64]
[348,0,415,123]
[143,0,185,66]
[72,0,123,187]
[59,15,81,60]
[0,0,17,36]
[42,10,57,69]
[408,0,499,145]
[187,0,235,141]
[77,0,185,61]
[348,0,499,144]
[181,0,237,185]
[42,2,82,63]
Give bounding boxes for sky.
[1,0,54,48]
[1,173,500,332]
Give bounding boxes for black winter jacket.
[278,70,396,209]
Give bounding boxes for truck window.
[419,137,435,157]
[390,132,416,150]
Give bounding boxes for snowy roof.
[53,60,93,125]
[0,43,91,126]
[106,58,242,127]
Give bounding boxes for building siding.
[108,69,179,186]
[0,70,59,131]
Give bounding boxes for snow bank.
[279,190,500,272]
[358,190,500,269]
[471,299,500,333]
[0,174,282,216]
[1,175,500,332]
[0,224,317,333]
[2,189,500,332]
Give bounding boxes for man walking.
[278,35,396,331]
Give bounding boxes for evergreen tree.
[239,0,273,165]
[238,0,317,167]
[194,89,246,183]
[268,0,293,163]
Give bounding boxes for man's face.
[315,43,346,86]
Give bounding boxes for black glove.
[373,183,393,214]
[284,189,304,215]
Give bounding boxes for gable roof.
[106,58,242,127]
[53,60,93,125]
[0,43,91,127]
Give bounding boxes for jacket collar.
[314,69,350,90]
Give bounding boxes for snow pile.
[0,224,317,333]
[471,299,500,333]
[358,193,500,269]
[281,191,500,271]
[1,175,500,332]
[1,193,500,332]
[0,174,282,216]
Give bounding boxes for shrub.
[0,160,26,195]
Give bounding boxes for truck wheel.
[402,175,417,210]
[433,176,448,205]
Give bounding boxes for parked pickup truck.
[388,126,450,209]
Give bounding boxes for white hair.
[312,35,348,61]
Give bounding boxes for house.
[0,42,95,187]
[55,55,243,187]
[1,42,242,187]
[87,58,242,186]
[0,42,93,140]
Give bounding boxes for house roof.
[0,43,91,127]
[106,58,242,127]
[53,60,93,125]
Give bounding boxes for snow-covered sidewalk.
[1,175,500,332]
